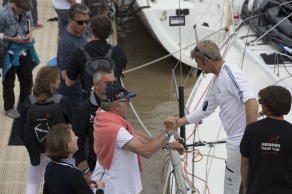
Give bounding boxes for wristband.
[82,167,90,175]
[164,131,170,141]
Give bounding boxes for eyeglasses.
[71,18,90,25]
[117,99,131,103]
[104,80,118,86]
[194,46,211,59]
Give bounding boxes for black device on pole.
[178,86,186,147]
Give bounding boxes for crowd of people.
[1,0,292,194]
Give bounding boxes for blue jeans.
[2,54,35,111]
[54,8,69,36]
[31,0,38,25]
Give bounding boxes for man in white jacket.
[171,40,259,194]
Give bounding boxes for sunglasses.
[104,80,118,86]
[71,18,90,25]
[194,46,211,59]
[117,99,131,103]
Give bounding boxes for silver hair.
[68,4,90,18]
[101,100,115,111]
[93,67,114,83]
[191,40,222,61]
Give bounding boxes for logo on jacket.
[90,114,95,123]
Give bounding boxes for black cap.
[102,84,136,102]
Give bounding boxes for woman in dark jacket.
[19,66,73,194]
[44,123,105,194]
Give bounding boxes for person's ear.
[204,58,210,64]
[93,81,99,88]
[113,102,120,111]
[49,81,54,87]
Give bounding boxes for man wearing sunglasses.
[52,0,81,37]
[72,66,117,183]
[65,15,127,99]
[56,4,89,111]
[170,40,259,194]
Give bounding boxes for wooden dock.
[0,0,117,193]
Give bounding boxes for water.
[116,15,196,193]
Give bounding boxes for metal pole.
[178,86,186,146]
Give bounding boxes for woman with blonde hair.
[19,66,73,194]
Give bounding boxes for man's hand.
[89,180,105,190]
[96,180,105,187]
[168,142,185,155]
[164,116,177,130]
[84,171,92,183]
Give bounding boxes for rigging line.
[121,80,153,136]
[191,124,196,186]
[123,24,235,74]
[249,12,292,47]
[160,157,170,183]
[218,0,230,43]
[282,0,292,5]
[162,164,172,194]
[284,64,292,76]
[239,21,251,70]
[167,70,177,116]
[273,75,292,85]
[125,3,272,74]
[172,58,194,89]
[270,51,292,60]
[183,67,196,87]
[200,154,226,161]
[194,0,215,26]
[204,124,223,193]
[221,30,235,57]
[169,67,191,116]
[193,0,229,46]
[203,147,212,194]
[178,0,182,86]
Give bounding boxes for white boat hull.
[135,0,244,67]
[166,24,292,193]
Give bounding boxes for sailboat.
[162,0,292,193]
[133,0,244,67]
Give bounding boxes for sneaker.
[33,23,44,29]
[5,108,20,119]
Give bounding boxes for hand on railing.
[168,142,185,155]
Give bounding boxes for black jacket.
[67,39,127,94]
[43,161,103,194]
[73,92,100,170]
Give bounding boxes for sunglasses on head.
[194,46,211,59]
[71,18,90,25]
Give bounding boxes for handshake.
[163,116,185,155]
[164,115,179,131]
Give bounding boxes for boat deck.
[0,0,116,193]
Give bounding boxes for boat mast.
[177,0,186,147]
